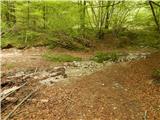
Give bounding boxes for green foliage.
[152,68,160,84]
[1,1,160,50]
[119,30,160,49]
[48,38,86,51]
[42,53,82,62]
[91,52,120,63]
[1,30,49,49]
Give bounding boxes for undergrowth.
[1,30,49,49]
[1,29,87,51]
[119,30,160,49]
[91,52,120,63]
[42,53,82,62]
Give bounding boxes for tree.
[43,1,47,29]
[148,0,160,32]
[79,0,86,36]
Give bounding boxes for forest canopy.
[1,0,160,49]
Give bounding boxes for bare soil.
[1,47,160,120]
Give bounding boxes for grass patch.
[91,52,120,63]
[43,53,82,62]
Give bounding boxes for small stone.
[113,107,117,110]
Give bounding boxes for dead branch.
[5,97,48,103]
[0,83,27,102]
[3,88,38,120]
[144,110,148,120]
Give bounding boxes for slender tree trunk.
[80,0,86,36]
[149,1,160,32]
[97,0,104,39]
[27,1,30,28]
[43,2,46,29]
[10,2,16,24]
[5,1,10,26]
[104,1,110,29]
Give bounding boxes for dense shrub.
[119,30,160,49]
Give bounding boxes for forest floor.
[1,47,160,120]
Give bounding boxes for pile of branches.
[50,31,94,50]
[1,66,67,120]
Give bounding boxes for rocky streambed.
[1,49,151,87]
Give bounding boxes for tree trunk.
[10,2,16,24]
[149,1,160,32]
[27,1,30,28]
[43,2,46,29]
[104,1,110,29]
[97,1,104,39]
[80,0,86,37]
[5,1,10,26]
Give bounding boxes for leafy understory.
[91,52,120,63]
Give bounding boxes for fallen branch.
[1,103,14,113]
[0,83,27,102]
[7,74,24,79]
[144,110,147,120]
[3,88,38,120]
[7,67,66,81]
[5,97,48,103]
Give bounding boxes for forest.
[1,0,160,49]
[1,0,160,120]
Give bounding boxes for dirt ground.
[1,47,160,120]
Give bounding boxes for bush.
[1,30,50,49]
[91,52,120,63]
[42,53,82,62]
[48,32,87,51]
[119,30,160,49]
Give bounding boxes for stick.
[144,110,147,120]
[5,97,48,103]
[3,88,38,120]
[1,103,14,113]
